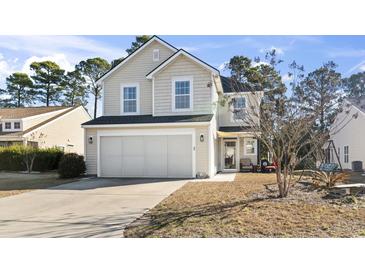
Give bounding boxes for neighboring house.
[82,36,261,178]
[328,97,365,170]
[0,106,91,154]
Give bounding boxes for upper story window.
[14,122,21,129]
[344,145,349,163]
[232,96,246,120]
[153,49,160,62]
[121,84,139,114]
[172,77,193,111]
[5,122,11,129]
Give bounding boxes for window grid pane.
[124,100,136,113]
[123,87,136,100]
[123,86,137,113]
[175,80,190,109]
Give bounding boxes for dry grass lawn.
[0,172,77,198]
[124,173,365,238]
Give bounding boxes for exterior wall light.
[88,136,94,144]
[200,134,204,142]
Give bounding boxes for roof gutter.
[82,121,211,129]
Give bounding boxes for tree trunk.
[93,90,98,119]
[17,90,21,107]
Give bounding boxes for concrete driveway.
[0,178,188,237]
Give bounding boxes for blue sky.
[1,35,365,114]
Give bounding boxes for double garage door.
[100,135,193,178]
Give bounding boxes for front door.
[223,140,237,171]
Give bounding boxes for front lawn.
[124,173,365,237]
[0,172,77,198]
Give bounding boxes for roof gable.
[0,106,69,119]
[146,49,219,79]
[97,36,178,83]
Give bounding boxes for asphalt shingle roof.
[82,114,213,126]
[219,126,254,132]
[0,106,69,119]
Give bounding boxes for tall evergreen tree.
[30,61,65,106]
[4,72,34,107]
[295,61,342,132]
[125,35,151,54]
[76,58,110,118]
[342,71,365,98]
[62,70,87,106]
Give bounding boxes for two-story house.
[82,36,261,178]
[327,96,365,170]
[0,106,91,154]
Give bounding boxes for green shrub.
[58,153,86,178]
[0,145,64,171]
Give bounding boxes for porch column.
[257,139,260,166]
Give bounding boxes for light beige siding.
[84,125,210,176]
[217,92,260,127]
[85,128,97,174]
[103,41,175,116]
[27,107,90,155]
[239,137,258,165]
[154,55,213,116]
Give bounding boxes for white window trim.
[153,49,160,62]
[221,139,239,171]
[4,122,12,130]
[14,122,21,130]
[230,95,247,122]
[344,145,349,163]
[171,76,193,112]
[244,138,257,155]
[120,83,140,115]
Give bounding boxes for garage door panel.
[144,136,168,177]
[122,136,144,177]
[100,136,122,177]
[167,135,192,178]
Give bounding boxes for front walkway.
[0,178,188,237]
[195,172,237,182]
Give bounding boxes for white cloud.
[328,48,365,58]
[282,73,293,83]
[22,53,74,75]
[359,64,365,71]
[347,60,365,74]
[0,54,17,87]
[252,60,269,67]
[259,46,284,55]
[178,46,199,52]
[218,61,228,71]
[0,36,124,61]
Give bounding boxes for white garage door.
[100,135,193,178]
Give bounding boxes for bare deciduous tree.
[224,51,330,197]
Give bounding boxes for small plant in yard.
[312,171,349,188]
[58,153,86,178]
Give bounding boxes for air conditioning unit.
[352,161,363,172]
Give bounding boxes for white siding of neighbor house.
[329,103,365,170]
[103,41,175,116]
[154,55,213,116]
[26,107,90,155]
[217,92,261,127]
[84,125,210,176]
